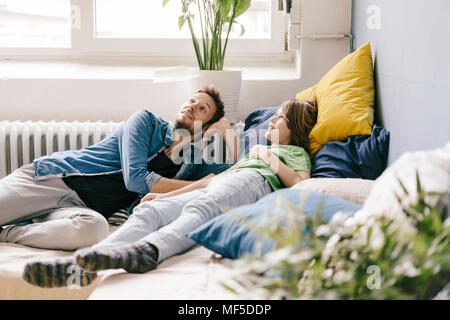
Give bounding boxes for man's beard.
[174,118,194,135]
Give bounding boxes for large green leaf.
[219,0,233,20]
[234,0,251,18]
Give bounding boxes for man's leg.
[5,206,109,250]
[22,189,206,286]
[0,163,80,226]
[20,207,110,288]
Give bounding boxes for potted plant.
[163,0,252,123]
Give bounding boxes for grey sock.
[22,257,97,288]
[75,241,158,274]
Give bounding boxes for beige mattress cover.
[0,241,237,300]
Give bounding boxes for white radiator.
[0,120,122,179]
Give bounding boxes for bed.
[0,43,389,300]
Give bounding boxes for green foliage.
[223,172,450,299]
[163,0,251,70]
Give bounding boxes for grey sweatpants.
[0,164,109,250]
[92,169,272,263]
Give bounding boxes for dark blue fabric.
[187,188,361,259]
[244,106,279,131]
[238,106,278,161]
[311,125,390,180]
[241,106,389,180]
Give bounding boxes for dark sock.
[22,257,97,288]
[75,242,158,274]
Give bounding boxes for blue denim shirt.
[33,110,229,196]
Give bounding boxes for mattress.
[87,245,238,300]
[0,232,238,300]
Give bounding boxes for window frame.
[0,0,288,60]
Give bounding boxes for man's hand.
[203,117,232,137]
[203,117,238,163]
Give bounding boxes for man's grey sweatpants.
[92,169,272,263]
[0,164,109,250]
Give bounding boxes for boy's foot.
[22,257,97,288]
[76,242,158,274]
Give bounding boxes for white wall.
[351,0,450,163]
[0,0,352,123]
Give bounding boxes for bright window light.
[95,0,271,39]
[0,0,71,48]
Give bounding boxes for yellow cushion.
[296,42,375,156]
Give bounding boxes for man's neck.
[163,129,193,159]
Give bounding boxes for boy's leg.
[145,170,272,263]
[74,189,206,273]
[88,189,206,249]
[75,170,271,275]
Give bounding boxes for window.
[0,0,71,48]
[95,0,271,39]
[0,0,287,58]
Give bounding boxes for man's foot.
[75,242,158,274]
[22,257,97,288]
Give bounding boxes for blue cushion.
[244,106,279,131]
[238,106,278,161]
[311,125,390,180]
[187,189,361,259]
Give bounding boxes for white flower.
[330,211,353,226]
[333,270,353,285]
[288,250,314,264]
[315,225,331,237]
[393,257,420,277]
[350,251,359,261]
[369,226,385,251]
[444,217,450,229]
[327,234,341,248]
[321,268,333,279]
[263,247,292,266]
[322,234,341,261]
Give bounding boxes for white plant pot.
[189,69,242,124]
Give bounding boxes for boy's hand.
[140,192,162,203]
[249,145,273,163]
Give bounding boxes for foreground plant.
[223,172,450,299]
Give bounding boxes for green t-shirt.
[225,145,311,191]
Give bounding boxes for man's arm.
[142,174,215,203]
[148,177,196,193]
[119,110,184,195]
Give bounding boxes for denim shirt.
[33,110,205,196]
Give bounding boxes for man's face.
[174,92,217,134]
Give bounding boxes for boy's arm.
[249,145,310,188]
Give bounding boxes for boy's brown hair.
[281,97,318,155]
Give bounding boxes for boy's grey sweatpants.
[0,164,109,250]
[92,169,272,263]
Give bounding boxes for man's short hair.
[197,85,225,125]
